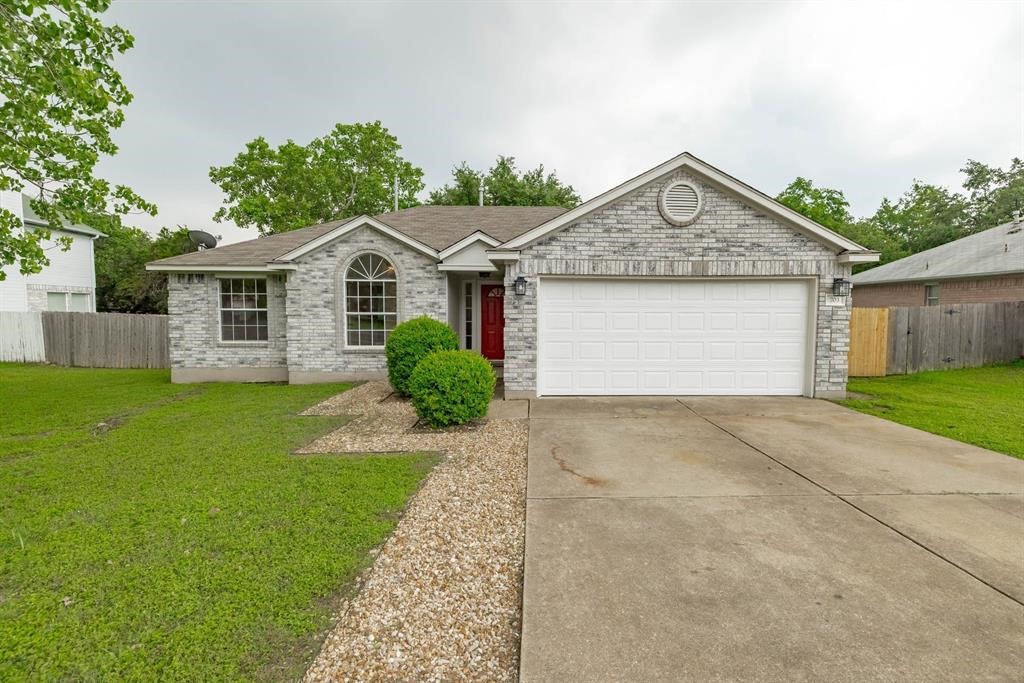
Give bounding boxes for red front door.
[481,284,505,360]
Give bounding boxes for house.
[0,191,104,312]
[146,152,878,398]
[851,220,1024,307]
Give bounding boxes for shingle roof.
[852,221,1024,285]
[147,205,567,268]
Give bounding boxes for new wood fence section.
[1,312,169,368]
[848,307,889,376]
[850,301,1024,376]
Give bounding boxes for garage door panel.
[539,278,809,396]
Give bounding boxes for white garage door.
[538,279,810,396]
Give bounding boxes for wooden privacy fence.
[849,301,1024,376]
[0,312,169,368]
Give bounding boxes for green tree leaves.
[777,159,1022,271]
[94,225,196,313]
[429,155,580,208]
[0,0,155,280]
[209,122,424,236]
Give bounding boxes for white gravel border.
[301,382,529,682]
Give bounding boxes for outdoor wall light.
[832,277,851,297]
[514,276,527,296]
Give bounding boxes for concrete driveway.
[519,397,1024,682]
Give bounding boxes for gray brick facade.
[502,170,852,396]
[166,227,446,382]
[164,169,854,395]
[285,225,446,380]
[167,272,289,376]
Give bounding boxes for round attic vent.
[659,181,703,226]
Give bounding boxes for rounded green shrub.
[408,350,496,428]
[384,316,459,395]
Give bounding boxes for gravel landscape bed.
[301,381,529,682]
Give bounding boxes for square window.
[47,292,67,311]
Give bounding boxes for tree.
[94,225,196,313]
[775,176,852,232]
[960,158,1024,232]
[209,122,424,236]
[429,156,580,208]
[0,0,155,280]
[869,181,969,254]
[775,177,908,270]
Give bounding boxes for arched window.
[345,253,397,347]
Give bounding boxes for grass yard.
[0,364,434,681]
[842,361,1024,459]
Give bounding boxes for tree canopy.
[209,122,424,236]
[428,156,580,208]
[94,225,197,313]
[776,158,1022,271]
[0,0,155,280]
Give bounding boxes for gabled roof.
[146,205,565,270]
[501,152,874,256]
[852,221,1024,285]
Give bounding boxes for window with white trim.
[463,281,473,349]
[219,278,268,341]
[924,283,940,306]
[344,253,397,347]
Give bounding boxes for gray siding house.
[148,152,878,398]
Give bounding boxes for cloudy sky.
[97,0,1022,245]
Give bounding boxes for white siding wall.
[0,230,98,313]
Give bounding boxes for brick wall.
[285,225,446,377]
[853,275,1024,308]
[503,169,852,397]
[167,272,288,369]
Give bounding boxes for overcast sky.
[96,0,1023,245]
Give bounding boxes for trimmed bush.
[384,316,459,395]
[408,350,496,428]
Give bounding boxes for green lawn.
[842,361,1024,458]
[0,364,433,681]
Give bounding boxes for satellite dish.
[188,230,218,250]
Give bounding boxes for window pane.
[221,294,232,308]
[358,282,370,298]
[222,325,234,341]
[346,281,358,297]
[47,292,67,311]
[69,293,90,311]
[360,331,373,346]
[372,331,385,346]
[256,279,267,294]
[384,281,396,297]
[256,294,267,308]
[384,297,396,313]
[257,311,267,326]
[347,330,359,345]
[385,315,397,331]
[256,325,268,341]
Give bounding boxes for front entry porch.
[445,272,506,365]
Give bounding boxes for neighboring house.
[147,152,878,397]
[0,191,104,312]
[851,220,1024,308]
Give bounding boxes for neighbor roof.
[22,195,105,238]
[852,221,1024,285]
[146,205,566,269]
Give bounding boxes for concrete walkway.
[519,397,1024,682]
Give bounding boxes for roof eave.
[499,152,869,254]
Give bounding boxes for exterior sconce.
[832,278,851,297]
[514,276,527,296]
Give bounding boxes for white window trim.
[342,253,398,351]
[217,277,270,345]
[924,283,940,306]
